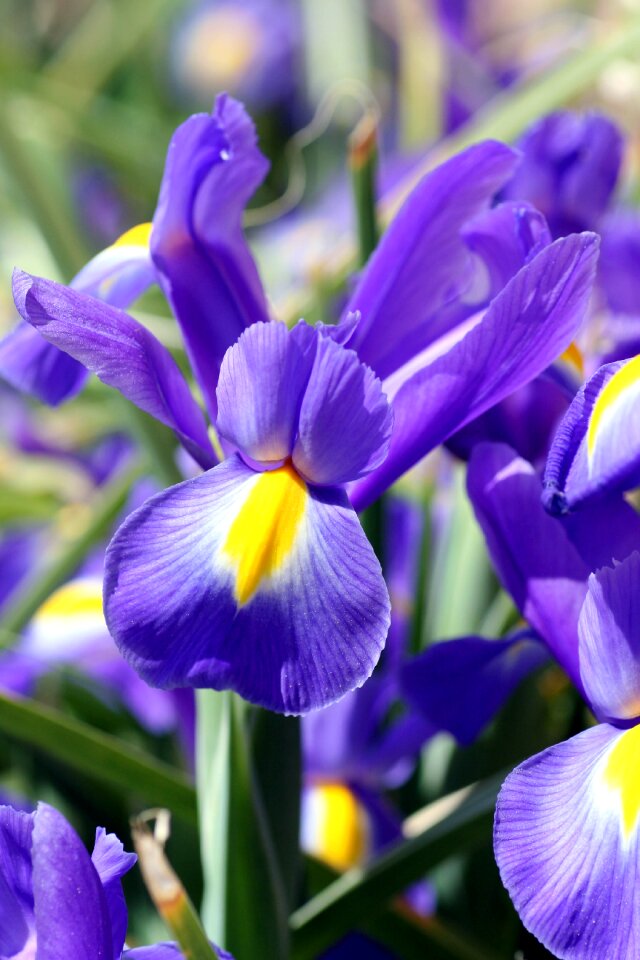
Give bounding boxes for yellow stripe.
[34,580,103,622]
[602,725,640,838]
[559,342,584,378]
[222,462,307,606]
[112,222,153,249]
[316,783,368,871]
[588,354,640,457]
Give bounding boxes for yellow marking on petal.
[315,783,369,871]
[112,222,153,249]
[33,580,103,622]
[222,462,306,606]
[603,724,640,838]
[588,354,640,457]
[560,341,584,378]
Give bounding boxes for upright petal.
[543,356,640,513]
[91,828,137,960]
[402,632,548,745]
[495,723,640,960]
[13,270,216,468]
[104,455,389,714]
[345,140,520,379]
[32,803,113,960]
[578,553,640,724]
[151,95,270,418]
[467,443,592,689]
[292,333,392,486]
[216,321,316,462]
[351,233,599,511]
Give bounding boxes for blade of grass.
[290,772,505,957]
[0,692,196,823]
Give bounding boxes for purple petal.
[599,210,640,315]
[351,233,599,511]
[32,803,113,960]
[91,828,137,960]
[216,321,316,462]
[104,455,389,714]
[460,201,551,300]
[217,321,392,485]
[0,805,35,956]
[0,226,155,406]
[292,333,392,486]
[543,357,640,514]
[0,320,88,405]
[466,443,590,689]
[501,111,623,236]
[151,94,270,418]
[578,552,640,724]
[126,947,233,960]
[402,632,548,746]
[13,270,216,469]
[495,723,640,960]
[345,140,520,379]
[383,494,425,669]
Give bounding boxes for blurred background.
[1,0,640,954]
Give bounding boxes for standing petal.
[351,232,599,511]
[345,140,520,379]
[91,828,137,960]
[32,803,113,960]
[495,723,640,960]
[216,321,316,462]
[104,455,389,714]
[292,333,392,486]
[151,95,270,418]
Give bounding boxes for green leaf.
[0,692,196,823]
[304,856,502,960]
[196,691,289,959]
[290,772,505,958]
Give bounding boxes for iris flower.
[103,320,392,714]
[0,801,230,959]
[495,551,640,959]
[10,96,599,713]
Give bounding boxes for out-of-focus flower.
[0,801,229,958]
[500,111,623,238]
[170,0,302,112]
[495,550,640,960]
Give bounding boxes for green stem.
[349,110,379,267]
[0,458,144,644]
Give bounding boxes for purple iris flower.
[0,801,231,959]
[102,320,392,714]
[495,549,640,960]
[11,97,599,713]
[500,111,623,238]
